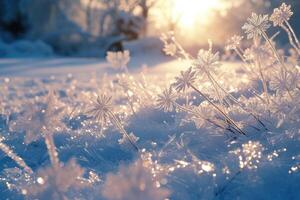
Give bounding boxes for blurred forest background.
[0,0,299,57]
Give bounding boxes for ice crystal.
[118,132,139,145]
[161,32,176,56]
[115,74,132,92]
[156,88,177,112]
[194,49,220,73]
[163,43,177,56]
[87,94,139,151]
[270,3,293,27]
[287,49,299,65]
[188,152,216,175]
[243,42,276,70]
[160,32,175,44]
[86,94,114,126]
[0,136,33,174]
[10,90,65,144]
[231,141,264,170]
[172,67,197,93]
[269,69,300,93]
[24,159,88,200]
[289,164,300,174]
[242,13,270,39]
[188,104,215,129]
[101,159,170,200]
[173,151,216,176]
[106,50,131,71]
[225,35,244,51]
[244,45,270,62]
[140,152,171,179]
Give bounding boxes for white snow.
[0,54,299,200]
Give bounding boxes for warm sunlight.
[172,0,224,29]
[2,1,300,199]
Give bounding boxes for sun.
[172,0,223,29]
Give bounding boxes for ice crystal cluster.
[101,160,170,200]
[242,13,270,39]
[0,2,300,200]
[231,141,263,170]
[106,51,131,72]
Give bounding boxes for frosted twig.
[0,137,33,174]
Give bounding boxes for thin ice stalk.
[0,139,33,174]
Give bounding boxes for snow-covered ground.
[0,54,300,200]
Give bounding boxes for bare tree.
[86,0,95,34]
[137,0,157,36]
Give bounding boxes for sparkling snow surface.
[0,56,299,200]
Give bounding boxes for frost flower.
[194,49,220,73]
[270,3,293,27]
[172,67,197,92]
[87,94,114,126]
[242,13,270,39]
[269,69,299,93]
[163,43,177,56]
[243,44,275,65]
[225,35,243,51]
[106,50,130,71]
[101,160,170,200]
[10,90,65,144]
[87,94,139,151]
[156,88,177,112]
[161,32,177,56]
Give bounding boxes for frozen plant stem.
[175,40,230,109]
[261,32,287,71]
[235,48,248,64]
[281,24,300,55]
[0,138,33,174]
[44,133,60,169]
[215,170,242,197]
[256,58,269,104]
[200,55,265,130]
[171,37,258,132]
[174,40,191,60]
[197,53,263,130]
[200,63,230,109]
[261,32,294,99]
[173,102,228,131]
[126,92,136,115]
[189,84,246,135]
[108,111,139,151]
[285,20,300,49]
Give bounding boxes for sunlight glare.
[172,0,223,28]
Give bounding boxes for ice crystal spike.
[226,35,243,51]
[87,94,114,126]
[0,136,33,174]
[87,94,139,151]
[194,49,220,72]
[156,88,177,112]
[270,3,293,27]
[242,13,270,39]
[172,67,197,93]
